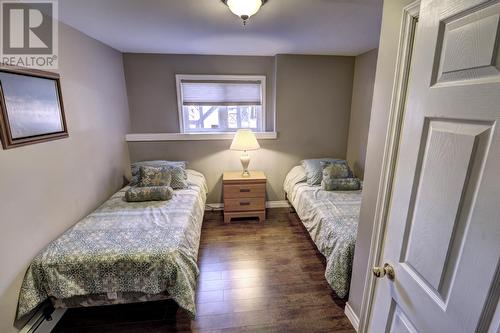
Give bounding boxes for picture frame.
[0,65,68,149]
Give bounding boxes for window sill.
[125,132,278,142]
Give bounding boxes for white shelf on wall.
[125,132,278,142]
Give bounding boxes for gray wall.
[348,0,416,318]
[346,49,378,179]
[0,24,130,332]
[124,54,276,133]
[125,54,355,203]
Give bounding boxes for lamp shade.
[230,129,260,151]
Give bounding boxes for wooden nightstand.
[223,171,267,224]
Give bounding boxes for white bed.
[284,166,362,298]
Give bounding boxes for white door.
[368,0,500,332]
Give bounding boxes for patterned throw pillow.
[169,166,188,189]
[301,158,351,185]
[130,161,187,186]
[138,166,172,187]
[322,178,361,191]
[125,186,174,202]
[321,162,352,179]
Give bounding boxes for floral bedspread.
[284,166,361,298]
[17,170,207,320]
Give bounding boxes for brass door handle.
[373,263,395,280]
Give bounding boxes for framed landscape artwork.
[0,65,68,149]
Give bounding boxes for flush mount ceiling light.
[222,0,268,25]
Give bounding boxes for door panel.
[433,2,500,84]
[403,120,493,296]
[369,1,500,332]
[388,303,419,333]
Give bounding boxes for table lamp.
[230,129,260,177]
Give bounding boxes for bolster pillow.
[125,186,174,202]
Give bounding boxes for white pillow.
[284,165,307,195]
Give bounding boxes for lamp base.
[240,151,251,177]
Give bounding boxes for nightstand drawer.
[224,197,265,212]
[223,184,266,199]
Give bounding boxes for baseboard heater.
[20,302,65,333]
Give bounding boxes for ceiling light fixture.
[222,0,268,25]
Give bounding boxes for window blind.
[180,80,262,106]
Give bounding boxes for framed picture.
[0,65,68,149]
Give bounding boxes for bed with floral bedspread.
[17,170,207,320]
[284,166,362,298]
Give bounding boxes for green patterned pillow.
[125,186,174,202]
[130,161,187,186]
[301,158,345,185]
[322,162,352,179]
[169,165,188,189]
[322,177,361,191]
[138,166,172,187]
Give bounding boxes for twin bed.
[17,162,361,322]
[17,169,207,320]
[284,165,362,298]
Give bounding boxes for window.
[176,75,266,133]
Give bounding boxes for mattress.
[284,166,362,298]
[17,170,207,319]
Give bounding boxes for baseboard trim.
[265,200,290,208]
[205,203,224,211]
[205,201,290,211]
[345,302,359,332]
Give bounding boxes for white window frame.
[176,74,267,134]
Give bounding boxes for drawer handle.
[240,188,251,193]
[240,201,251,206]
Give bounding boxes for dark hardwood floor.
[53,209,355,332]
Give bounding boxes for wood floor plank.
[53,208,355,333]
